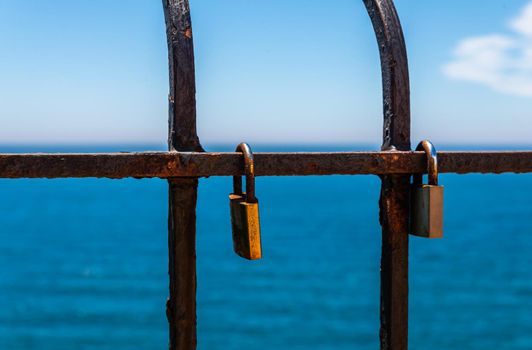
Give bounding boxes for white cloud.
[510,3,532,36]
[443,2,532,97]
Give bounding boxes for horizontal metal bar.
[0,151,530,179]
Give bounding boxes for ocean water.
[0,145,530,350]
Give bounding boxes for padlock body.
[410,185,443,238]
[229,194,262,260]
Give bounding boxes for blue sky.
[0,0,531,147]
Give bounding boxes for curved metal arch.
[364,0,411,151]
[363,2,411,350]
[163,1,412,350]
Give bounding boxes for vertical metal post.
[363,1,411,349]
[163,1,204,349]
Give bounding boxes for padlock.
[410,140,444,238]
[229,143,262,260]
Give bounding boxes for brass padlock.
[410,140,444,238]
[229,143,262,260]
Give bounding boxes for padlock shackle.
[414,140,438,186]
[233,142,257,203]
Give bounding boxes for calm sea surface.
[0,145,530,350]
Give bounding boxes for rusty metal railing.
[2,1,531,349]
[0,151,531,178]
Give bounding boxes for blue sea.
[0,145,530,350]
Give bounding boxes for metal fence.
[2,1,532,349]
